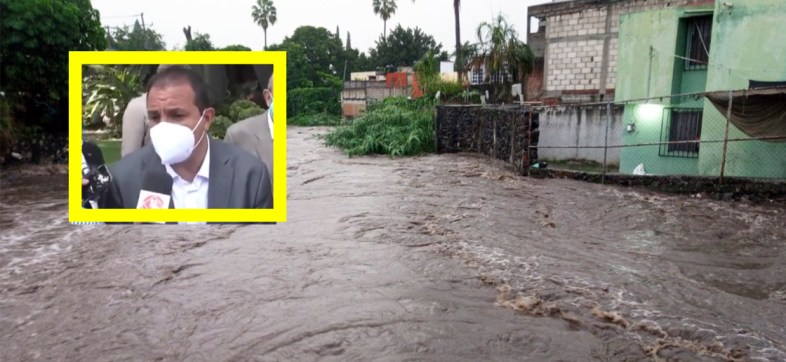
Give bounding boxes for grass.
[96,140,121,164]
[288,113,342,126]
[324,97,436,157]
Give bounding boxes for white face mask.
[150,111,206,165]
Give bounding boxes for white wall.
[536,104,624,164]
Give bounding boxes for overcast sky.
[92,0,550,54]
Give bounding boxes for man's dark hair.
[146,65,211,113]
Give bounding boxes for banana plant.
[82,65,142,132]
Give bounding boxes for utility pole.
[140,13,147,50]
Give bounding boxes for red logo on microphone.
[141,194,165,209]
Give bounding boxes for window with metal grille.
[660,108,702,158]
[684,15,712,70]
[471,68,484,85]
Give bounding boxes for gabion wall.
[436,105,539,174]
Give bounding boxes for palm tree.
[472,14,534,102]
[252,0,277,50]
[372,0,397,39]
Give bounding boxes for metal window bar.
[685,15,712,70]
[659,108,702,158]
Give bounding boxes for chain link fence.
[529,87,786,183]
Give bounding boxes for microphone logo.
[140,194,165,209]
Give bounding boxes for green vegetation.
[106,20,166,50]
[288,87,341,118]
[288,113,342,126]
[470,14,534,102]
[96,140,121,164]
[414,51,467,102]
[325,97,435,157]
[0,0,106,137]
[209,100,266,139]
[83,65,143,137]
[372,0,397,38]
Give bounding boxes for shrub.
[433,80,465,98]
[236,106,265,121]
[228,99,262,121]
[288,87,340,118]
[324,97,435,157]
[209,115,233,139]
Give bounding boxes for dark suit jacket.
[101,138,273,211]
[224,112,273,186]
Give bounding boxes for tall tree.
[1,0,106,135]
[108,20,166,51]
[346,31,352,51]
[267,26,344,89]
[251,0,277,49]
[185,32,214,51]
[372,0,397,38]
[368,25,447,69]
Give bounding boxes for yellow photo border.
[69,51,287,223]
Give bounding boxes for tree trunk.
[183,26,193,43]
[454,0,462,77]
[383,20,387,39]
[264,27,268,50]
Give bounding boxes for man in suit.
[224,74,274,187]
[120,64,184,158]
[102,66,272,219]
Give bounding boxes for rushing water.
[1,127,785,361]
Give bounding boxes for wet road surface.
[1,127,785,361]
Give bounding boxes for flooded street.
[1,127,785,361]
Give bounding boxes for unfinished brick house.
[526,0,712,104]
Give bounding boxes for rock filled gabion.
[436,105,539,174]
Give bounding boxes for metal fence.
[529,87,786,183]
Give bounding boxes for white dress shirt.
[267,110,274,140]
[165,138,210,224]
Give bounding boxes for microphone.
[136,169,173,209]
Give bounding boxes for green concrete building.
[615,0,786,179]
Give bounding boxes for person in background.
[224,74,274,186]
[121,64,183,157]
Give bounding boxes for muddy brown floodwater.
[1,127,785,361]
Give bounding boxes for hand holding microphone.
[135,169,173,224]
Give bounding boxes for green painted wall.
[697,0,786,179]
[619,103,699,175]
[615,7,710,175]
[616,1,786,178]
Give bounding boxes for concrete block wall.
[546,39,605,91]
[341,80,412,118]
[534,0,708,101]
